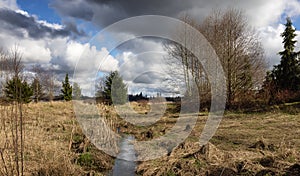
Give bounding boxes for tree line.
[0,50,127,105]
[0,49,82,103]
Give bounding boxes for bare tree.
[32,66,59,101]
[0,48,8,97]
[199,9,266,106]
[5,46,24,79]
[164,15,211,103]
[165,9,266,107]
[0,46,26,176]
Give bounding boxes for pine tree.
[61,73,72,101]
[104,71,127,105]
[31,77,43,103]
[4,77,33,103]
[272,17,300,91]
[73,82,82,100]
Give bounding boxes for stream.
[109,135,137,176]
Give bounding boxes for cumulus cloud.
[0,32,52,64]
[41,38,119,95]
[118,50,167,81]
[116,49,184,96]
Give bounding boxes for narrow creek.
[109,135,137,176]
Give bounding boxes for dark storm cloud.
[63,21,87,37]
[0,8,85,39]
[116,37,167,54]
[51,0,284,29]
[50,0,94,21]
[50,0,206,27]
[133,71,166,84]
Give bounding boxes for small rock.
[184,124,191,131]
[146,129,153,139]
[259,156,275,167]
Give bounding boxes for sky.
[0,0,300,96]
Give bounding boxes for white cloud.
[0,31,52,63]
[48,39,119,96]
[244,0,285,27]
[285,0,300,17]
[0,0,18,10]
[0,24,119,96]
[15,9,30,17]
[38,20,64,30]
[258,22,300,69]
[258,24,285,67]
[116,49,185,96]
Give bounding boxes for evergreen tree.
[4,77,33,103]
[272,17,300,91]
[73,82,82,100]
[31,77,43,103]
[61,73,72,101]
[104,71,127,105]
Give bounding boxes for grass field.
[0,101,299,175]
[0,102,114,176]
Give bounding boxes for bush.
[274,90,300,104]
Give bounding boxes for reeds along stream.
[74,102,121,155]
[75,102,137,175]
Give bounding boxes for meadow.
[0,101,299,175]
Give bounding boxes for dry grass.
[1,101,299,175]
[0,101,115,176]
[133,103,300,175]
